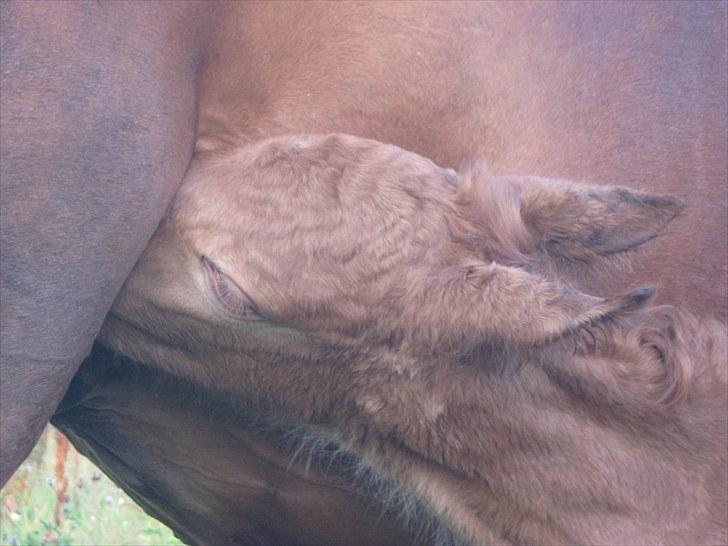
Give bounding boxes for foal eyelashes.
[201,255,257,317]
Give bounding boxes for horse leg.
[0,0,209,485]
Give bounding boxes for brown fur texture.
[99,134,726,544]
[4,0,725,492]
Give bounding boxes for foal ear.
[502,175,684,261]
[454,262,654,345]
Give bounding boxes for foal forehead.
[177,134,458,239]
[244,135,448,191]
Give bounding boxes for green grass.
[1,427,183,546]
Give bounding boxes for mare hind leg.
[0,1,206,485]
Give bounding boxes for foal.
[100,134,726,544]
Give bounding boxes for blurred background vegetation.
[0,427,182,546]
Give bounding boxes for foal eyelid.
[201,255,257,317]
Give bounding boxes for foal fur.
[100,134,725,544]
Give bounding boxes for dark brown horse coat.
[2,1,726,544]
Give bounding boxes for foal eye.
[201,255,257,317]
